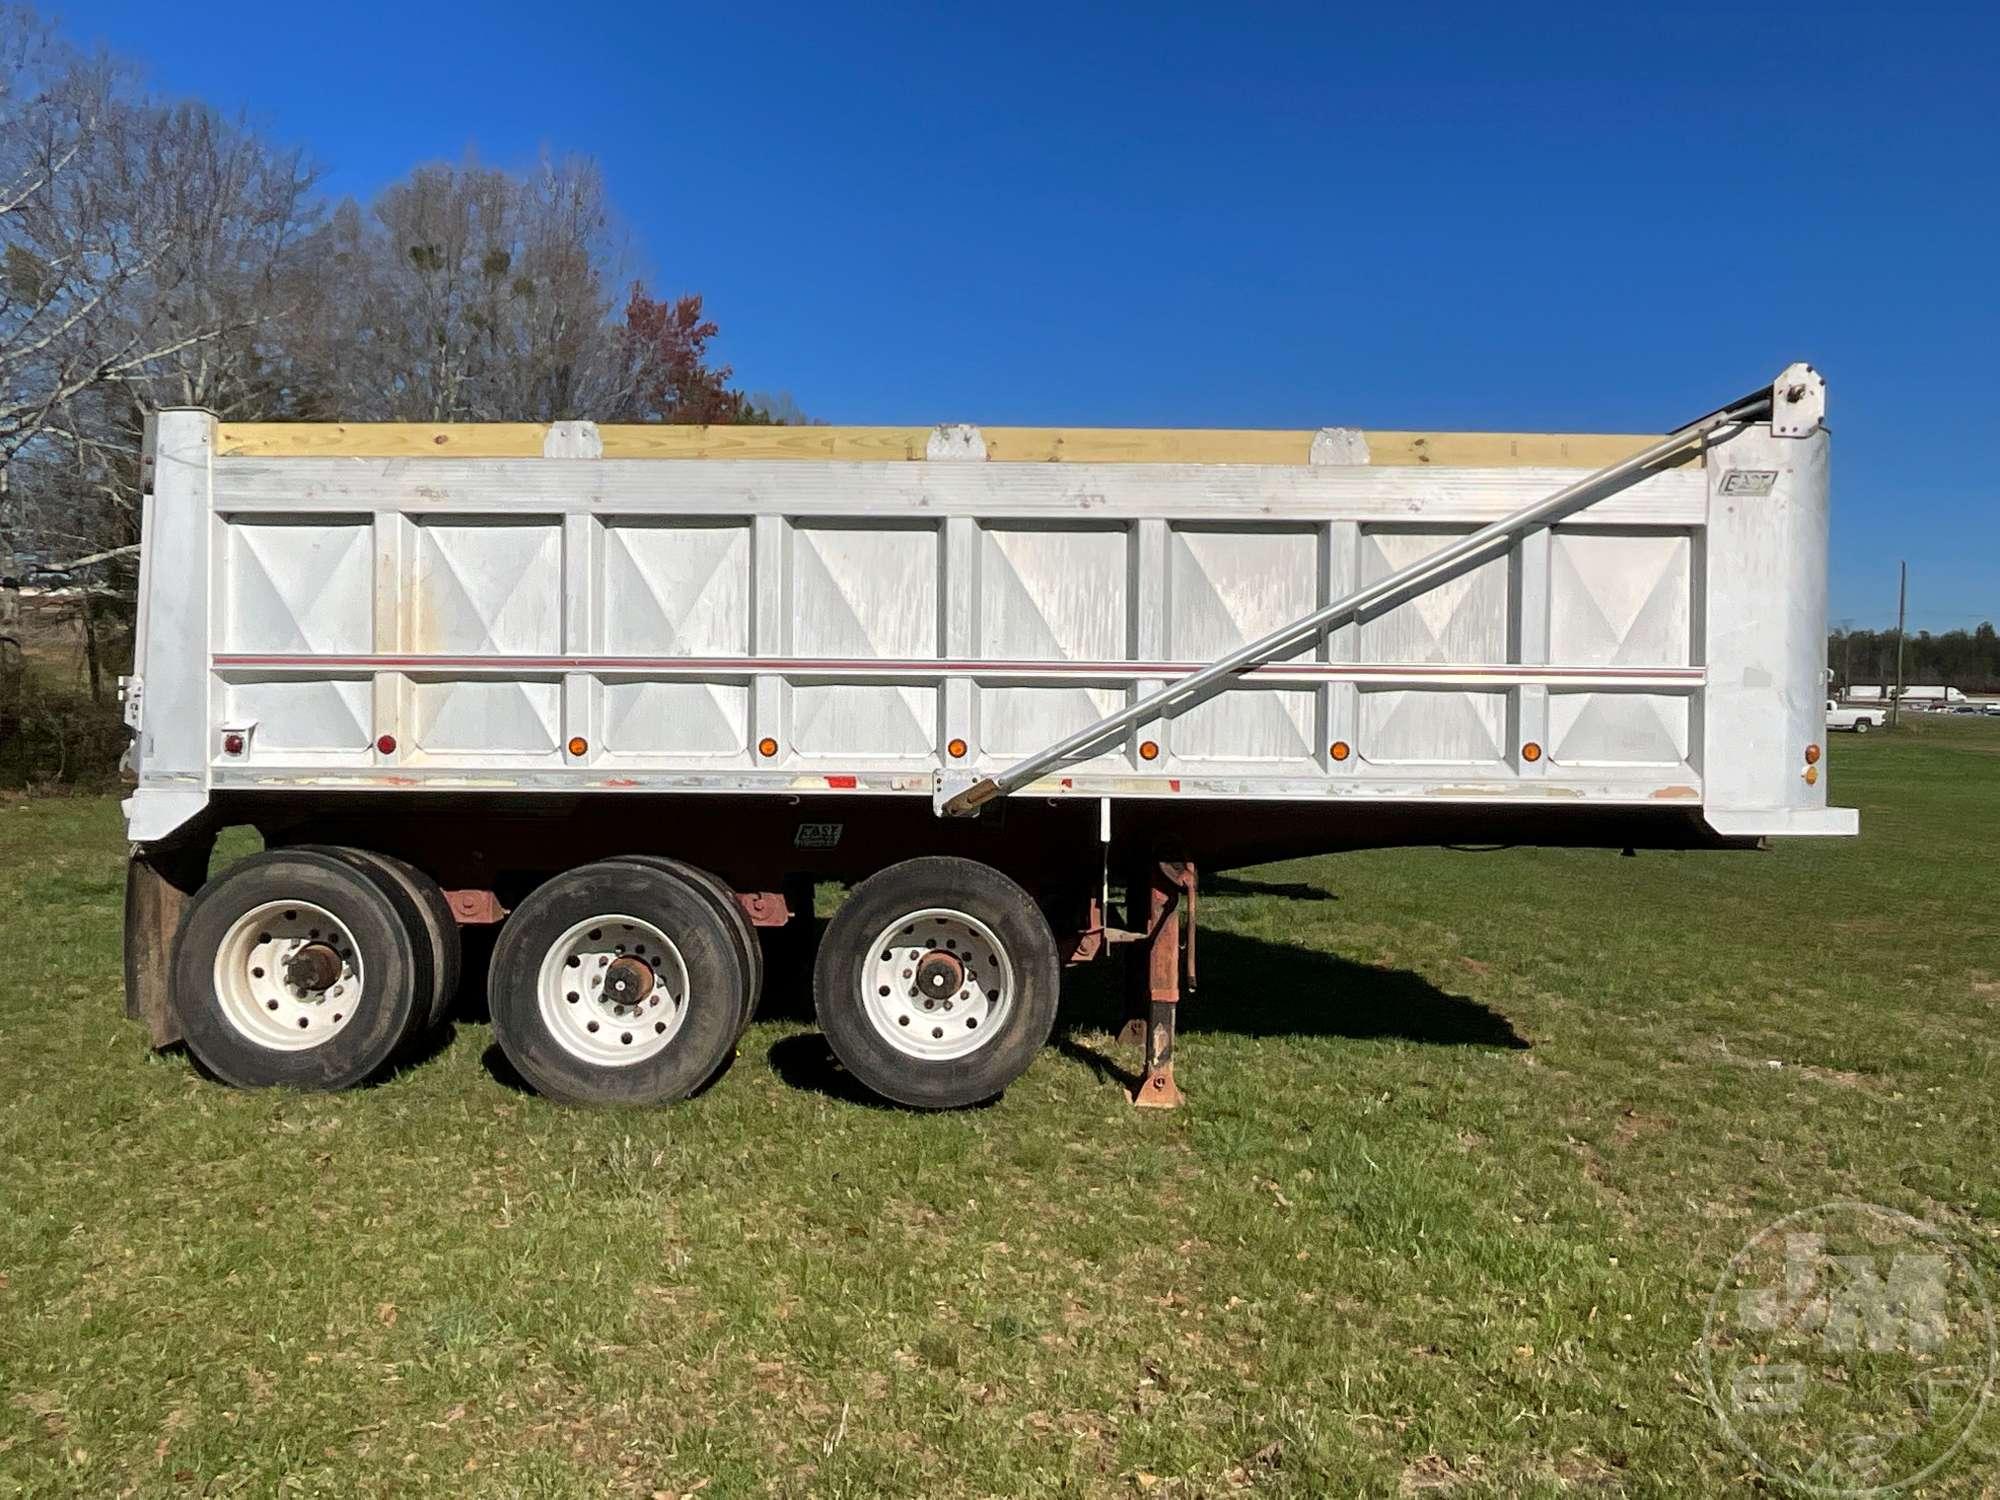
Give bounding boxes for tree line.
[1829,624,2000,694]
[1,4,804,778]
[2,3,799,574]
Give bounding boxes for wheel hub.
[536,913,690,1068]
[283,942,342,994]
[212,899,363,1052]
[914,951,964,1003]
[603,954,655,1005]
[862,907,1014,1061]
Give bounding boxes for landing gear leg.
[1133,859,1191,1110]
[1116,861,1149,1051]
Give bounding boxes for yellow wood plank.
[216,423,552,458]
[978,427,1314,464]
[217,422,1684,467]
[1361,430,1668,467]
[596,425,931,460]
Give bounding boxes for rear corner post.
[123,407,218,846]
[123,833,214,1048]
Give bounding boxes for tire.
[1853,719,1871,734]
[293,846,461,1030]
[487,861,745,1105]
[170,849,427,1090]
[814,856,1059,1109]
[606,855,761,1039]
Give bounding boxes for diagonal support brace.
[939,372,1798,816]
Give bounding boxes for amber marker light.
[1138,740,1160,761]
[947,737,968,759]
[1804,743,1821,764]
[1329,740,1351,762]
[1522,742,1543,762]
[1804,765,1819,785]
[567,736,589,757]
[758,737,779,758]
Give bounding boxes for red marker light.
[222,732,245,756]
[376,734,398,754]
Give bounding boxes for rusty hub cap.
[913,951,964,1003]
[603,954,656,1006]
[283,942,343,994]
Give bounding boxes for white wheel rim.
[536,913,690,1067]
[862,907,1015,1061]
[213,900,364,1051]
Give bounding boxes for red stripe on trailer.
[825,774,857,788]
[207,652,1705,683]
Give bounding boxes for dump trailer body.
[123,376,1850,860]
[118,369,1854,1106]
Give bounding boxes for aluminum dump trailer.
[120,364,1852,1109]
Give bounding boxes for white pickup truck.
[1827,698,1885,733]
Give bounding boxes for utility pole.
[1891,562,1908,730]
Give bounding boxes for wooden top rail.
[213,421,1676,468]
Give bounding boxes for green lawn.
[2,721,1997,1496]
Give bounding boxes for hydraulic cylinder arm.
[937,367,1817,816]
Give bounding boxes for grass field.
[2,721,1997,1497]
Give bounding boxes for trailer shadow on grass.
[760,925,1527,1108]
[1202,875,1340,902]
[1068,928,1527,1048]
[762,1032,1006,1110]
[466,915,1527,1104]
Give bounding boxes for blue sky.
[55,0,1998,629]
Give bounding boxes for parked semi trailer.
[119,365,1852,1109]
[1849,685,1967,705]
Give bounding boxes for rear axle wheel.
[816,857,1058,1109]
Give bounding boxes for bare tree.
[292,156,637,422]
[2,4,320,702]
[0,11,153,466]
[3,6,320,496]
[743,389,819,426]
[1,8,769,780]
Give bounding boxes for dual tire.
[169,848,460,1091]
[170,849,1057,1111]
[485,859,753,1106]
[489,854,1058,1110]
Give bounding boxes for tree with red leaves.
[614,286,767,425]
